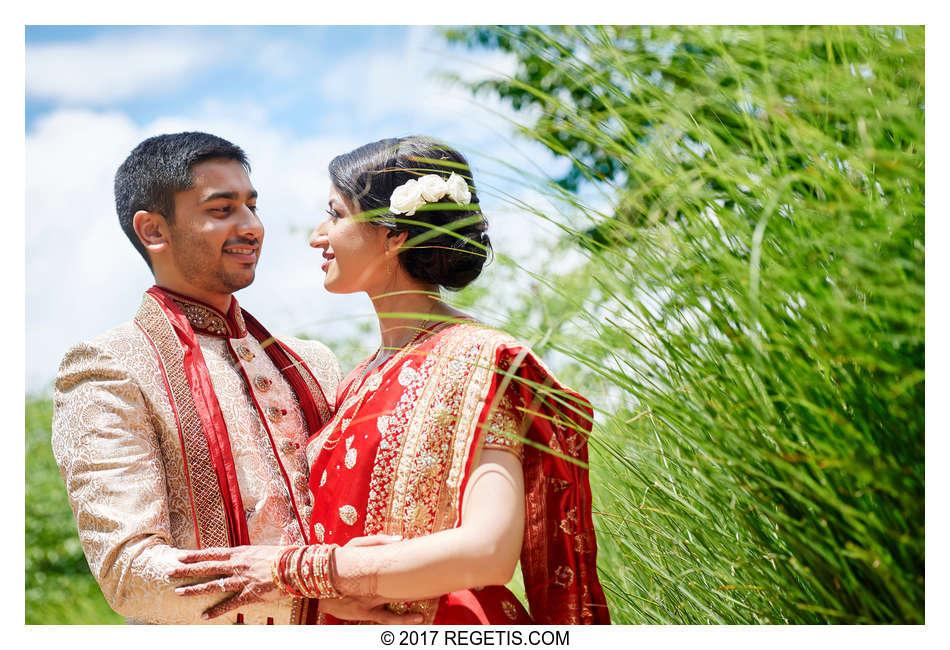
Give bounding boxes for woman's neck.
[369,281,457,355]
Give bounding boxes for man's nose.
[238,205,265,242]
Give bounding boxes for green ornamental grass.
[443,25,924,624]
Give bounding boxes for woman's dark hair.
[328,136,491,291]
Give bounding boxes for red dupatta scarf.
[481,332,611,624]
[305,322,609,624]
[134,286,331,550]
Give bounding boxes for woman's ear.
[386,229,409,252]
[133,210,170,256]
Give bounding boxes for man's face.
[163,158,263,302]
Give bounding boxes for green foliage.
[446,25,923,623]
[25,396,122,624]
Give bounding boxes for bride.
[170,136,610,625]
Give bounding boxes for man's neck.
[155,282,233,314]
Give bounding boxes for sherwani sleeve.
[52,341,238,624]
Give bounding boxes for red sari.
[302,322,610,624]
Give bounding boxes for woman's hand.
[168,535,419,622]
[169,545,280,619]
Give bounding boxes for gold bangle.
[314,544,341,599]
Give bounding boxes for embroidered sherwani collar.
[157,287,247,338]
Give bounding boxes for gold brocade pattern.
[214,333,312,544]
[51,292,341,625]
[361,324,526,623]
[136,294,231,548]
[339,505,358,526]
[170,293,246,338]
[282,350,334,425]
[481,392,525,459]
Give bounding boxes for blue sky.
[24,25,569,392]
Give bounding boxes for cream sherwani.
[52,291,341,624]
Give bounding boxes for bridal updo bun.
[328,136,491,290]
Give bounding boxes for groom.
[52,132,400,624]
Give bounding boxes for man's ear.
[132,210,170,255]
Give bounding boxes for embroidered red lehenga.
[302,321,610,624]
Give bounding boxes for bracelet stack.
[271,544,341,599]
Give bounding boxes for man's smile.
[222,242,260,263]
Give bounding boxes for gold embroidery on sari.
[554,565,575,588]
[363,324,518,623]
[339,505,358,526]
[482,391,525,459]
[559,507,578,535]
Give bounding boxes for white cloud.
[25,28,571,392]
[26,30,229,104]
[316,35,523,133]
[24,106,368,391]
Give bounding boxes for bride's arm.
[332,448,525,601]
[169,448,524,617]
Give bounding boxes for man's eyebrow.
[200,190,258,203]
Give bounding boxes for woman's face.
[309,185,393,294]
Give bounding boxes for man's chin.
[222,271,256,293]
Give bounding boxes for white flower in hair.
[445,172,472,205]
[390,171,474,215]
[389,178,427,216]
[417,174,449,202]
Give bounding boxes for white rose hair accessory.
[389,172,473,216]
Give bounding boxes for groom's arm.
[51,340,296,624]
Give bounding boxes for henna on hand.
[175,576,245,597]
[318,596,423,625]
[332,543,395,598]
[201,581,279,619]
[168,544,285,619]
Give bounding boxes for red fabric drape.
[491,345,610,625]
[305,323,609,624]
[145,287,250,546]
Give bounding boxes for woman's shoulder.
[436,320,523,353]
[435,320,553,374]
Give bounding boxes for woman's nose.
[309,224,327,248]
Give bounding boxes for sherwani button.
[254,375,272,391]
[265,406,282,422]
[236,345,254,362]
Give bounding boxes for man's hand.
[168,535,418,622]
[170,545,280,619]
[319,596,424,624]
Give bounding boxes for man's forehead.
[186,158,255,196]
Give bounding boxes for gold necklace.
[323,318,436,451]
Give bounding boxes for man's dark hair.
[114,132,250,267]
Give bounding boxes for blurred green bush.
[25,396,122,624]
